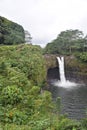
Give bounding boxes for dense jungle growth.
[0,16,87,129]
[0,16,25,45]
[44,29,87,60]
[0,44,87,130]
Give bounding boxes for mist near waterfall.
[54,57,82,89]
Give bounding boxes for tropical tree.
[44,29,87,54]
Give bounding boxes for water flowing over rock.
[45,54,87,84]
[54,57,77,88]
[57,57,66,82]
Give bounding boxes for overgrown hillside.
[0,45,87,129]
[0,16,25,45]
[0,44,50,128]
[0,44,46,86]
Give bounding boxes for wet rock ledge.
[44,54,87,84]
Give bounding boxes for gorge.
[45,54,87,84]
[46,55,87,120]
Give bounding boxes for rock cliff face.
[44,54,59,81]
[44,54,87,84]
[44,54,58,69]
[65,56,87,83]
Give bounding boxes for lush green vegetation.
[44,29,87,63]
[0,17,87,129]
[77,52,87,62]
[0,44,87,129]
[44,29,87,55]
[0,16,25,45]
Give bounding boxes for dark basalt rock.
[44,54,87,84]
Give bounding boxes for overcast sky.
[0,0,87,47]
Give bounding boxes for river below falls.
[49,82,87,120]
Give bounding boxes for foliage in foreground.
[0,44,87,129]
[0,44,48,124]
[0,117,87,130]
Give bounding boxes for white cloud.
[0,0,87,47]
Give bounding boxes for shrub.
[57,118,81,130]
[79,52,87,62]
[4,109,28,125]
[81,118,87,129]
[1,85,23,105]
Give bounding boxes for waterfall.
[54,56,77,88]
[57,57,66,82]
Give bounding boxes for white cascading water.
[57,57,66,82]
[54,57,77,88]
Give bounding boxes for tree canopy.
[44,29,87,55]
[0,16,25,45]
